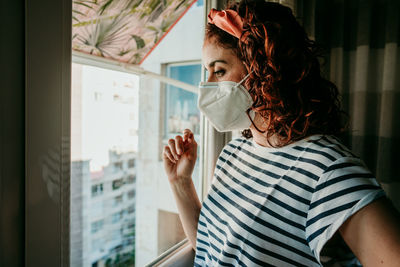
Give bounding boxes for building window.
[113,161,123,172]
[112,178,124,190]
[91,220,104,234]
[94,92,102,101]
[127,175,135,184]
[112,212,122,224]
[113,195,123,207]
[127,205,135,214]
[128,190,135,200]
[128,159,135,168]
[91,184,103,197]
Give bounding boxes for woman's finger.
[183,129,192,142]
[168,138,179,161]
[175,135,184,155]
[163,146,176,164]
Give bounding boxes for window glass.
[71,2,204,266]
[128,159,135,168]
[91,184,103,197]
[165,64,201,138]
[91,220,104,234]
[164,63,202,197]
[70,63,138,267]
[134,2,204,262]
[127,174,135,184]
[113,195,123,207]
[112,179,124,190]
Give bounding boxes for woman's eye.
[214,70,225,78]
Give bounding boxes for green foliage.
[73,0,97,22]
[104,250,135,267]
[131,35,145,49]
[99,0,114,15]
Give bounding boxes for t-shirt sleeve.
[305,156,386,264]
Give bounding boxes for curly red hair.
[205,0,347,146]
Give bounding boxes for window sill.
[145,239,195,267]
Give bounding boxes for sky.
[71,63,139,171]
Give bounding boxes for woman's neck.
[249,112,277,147]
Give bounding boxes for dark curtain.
[302,0,400,209]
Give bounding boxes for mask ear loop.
[246,108,266,133]
[238,71,253,86]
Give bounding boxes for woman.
[162,1,400,266]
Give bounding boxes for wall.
[136,3,204,266]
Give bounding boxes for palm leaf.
[73,1,94,9]
[131,35,145,49]
[99,0,114,15]
[174,0,186,11]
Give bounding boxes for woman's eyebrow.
[207,59,228,68]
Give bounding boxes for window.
[164,62,203,197]
[127,205,135,214]
[128,159,135,168]
[113,161,123,172]
[94,92,102,101]
[112,178,124,190]
[70,1,204,266]
[164,63,201,138]
[112,212,123,224]
[71,63,139,267]
[113,195,123,207]
[91,220,104,234]
[127,175,135,184]
[91,184,103,197]
[23,0,207,266]
[127,190,135,200]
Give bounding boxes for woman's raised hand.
[162,129,198,183]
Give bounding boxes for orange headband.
[208,8,245,40]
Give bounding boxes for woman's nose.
[206,75,216,83]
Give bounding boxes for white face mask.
[197,73,255,132]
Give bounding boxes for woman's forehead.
[202,41,238,67]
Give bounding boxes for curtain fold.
[312,0,400,209]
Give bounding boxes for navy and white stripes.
[194,135,384,266]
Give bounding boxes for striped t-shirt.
[194,135,385,266]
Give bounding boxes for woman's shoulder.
[224,136,251,149]
[221,134,362,169]
[304,135,358,160]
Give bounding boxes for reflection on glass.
[70,63,138,267]
[163,63,202,201]
[165,64,201,137]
